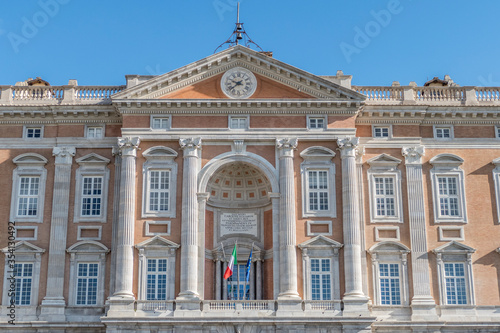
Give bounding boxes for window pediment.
[300,146,336,162]
[430,153,464,168]
[13,153,48,166]
[433,241,475,254]
[76,153,110,167]
[67,240,109,254]
[135,235,180,250]
[368,241,410,254]
[367,154,402,168]
[298,235,343,250]
[1,240,45,254]
[142,146,178,161]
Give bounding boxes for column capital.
[276,138,298,158]
[179,137,202,157]
[355,145,365,164]
[337,137,359,159]
[197,192,210,202]
[52,146,75,164]
[402,146,425,165]
[118,137,141,157]
[112,145,121,157]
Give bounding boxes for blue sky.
[0,0,499,87]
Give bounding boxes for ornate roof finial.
[214,2,264,53]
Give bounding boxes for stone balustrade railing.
[353,86,500,105]
[0,85,125,105]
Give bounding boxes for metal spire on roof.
[214,2,264,53]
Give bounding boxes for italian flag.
[223,244,237,279]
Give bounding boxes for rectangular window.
[149,170,170,212]
[14,263,33,305]
[379,263,401,305]
[17,177,40,217]
[374,177,396,217]
[152,117,170,130]
[230,117,248,130]
[308,170,329,212]
[227,264,250,300]
[310,258,331,300]
[373,126,390,138]
[308,117,325,129]
[146,259,167,300]
[26,127,42,138]
[437,177,459,217]
[81,177,103,216]
[76,263,98,305]
[444,262,467,305]
[435,126,452,139]
[87,126,103,139]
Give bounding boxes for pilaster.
[276,138,301,307]
[337,137,369,315]
[402,146,438,320]
[107,137,140,317]
[40,146,76,321]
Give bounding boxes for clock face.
[221,67,257,99]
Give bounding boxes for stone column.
[355,147,369,296]
[402,146,438,320]
[215,256,222,300]
[40,147,75,321]
[269,192,280,299]
[178,137,202,301]
[337,137,369,314]
[197,192,209,300]
[113,137,140,299]
[109,146,122,295]
[222,261,228,300]
[276,138,300,301]
[256,258,263,300]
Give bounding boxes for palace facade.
[1,45,500,332]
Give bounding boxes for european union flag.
[245,248,253,283]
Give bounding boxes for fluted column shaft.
[402,147,435,304]
[114,137,140,298]
[277,138,300,299]
[178,137,201,299]
[109,147,122,295]
[338,138,365,298]
[43,147,75,301]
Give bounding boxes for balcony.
[133,299,342,317]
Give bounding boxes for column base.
[276,299,304,317]
[342,295,370,317]
[174,299,202,316]
[39,297,66,321]
[106,296,135,317]
[177,290,200,301]
[411,296,438,321]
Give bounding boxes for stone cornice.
[113,99,362,115]
[356,107,500,125]
[0,105,120,124]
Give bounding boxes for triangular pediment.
[112,45,365,102]
[76,153,110,166]
[433,241,475,254]
[135,235,180,249]
[1,241,45,254]
[298,235,343,249]
[367,153,402,167]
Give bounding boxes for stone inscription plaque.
[220,212,258,237]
